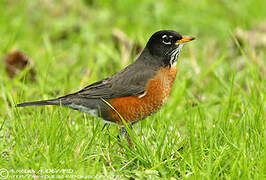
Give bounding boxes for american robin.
[17,30,195,137]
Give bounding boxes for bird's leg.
[126,132,133,147]
[117,124,133,147]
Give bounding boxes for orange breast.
[107,66,177,125]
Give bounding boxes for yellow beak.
[176,36,195,44]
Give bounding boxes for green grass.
[0,0,265,179]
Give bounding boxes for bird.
[17,30,195,141]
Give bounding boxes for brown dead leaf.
[112,29,143,66]
[235,23,266,49]
[232,23,266,75]
[2,50,36,81]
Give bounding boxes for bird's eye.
[162,35,171,45]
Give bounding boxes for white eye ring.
[162,35,171,45]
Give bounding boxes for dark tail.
[16,98,61,107]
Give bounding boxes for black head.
[145,30,195,66]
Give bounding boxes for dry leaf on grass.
[112,29,142,66]
[232,23,266,75]
[2,50,36,81]
[234,23,266,48]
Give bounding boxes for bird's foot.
[117,125,133,147]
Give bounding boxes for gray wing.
[16,62,156,119]
[75,64,156,99]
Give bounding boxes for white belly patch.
[68,104,116,125]
[68,104,98,117]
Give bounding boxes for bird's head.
[145,30,195,66]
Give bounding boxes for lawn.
[0,0,265,179]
